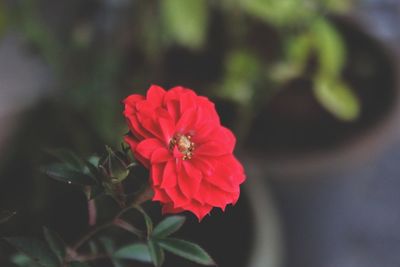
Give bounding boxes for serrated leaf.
[314,77,360,121]
[43,227,66,262]
[113,243,152,263]
[152,216,185,238]
[161,0,208,49]
[4,237,59,267]
[147,240,164,267]
[158,238,215,266]
[43,163,96,185]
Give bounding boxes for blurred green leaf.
[220,50,262,105]
[113,243,152,263]
[158,238,215,266]
[43,227,66,262]
[0,210,16,224]
[11,253,42,267]
[147,240,164,267]
[43,163,96,185]
[4,237,59,267]
[286,33,312,73]
[239,0,314,27]
[161,0,209,50]
[312,18,346,77]
[313,77,360,121]
[152,216,186,238]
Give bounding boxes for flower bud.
[100,146,130,184]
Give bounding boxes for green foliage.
[4,237,59,267]
[43,227,66,262]
[113,243,152,263]
[133,206,153,237]
[312,18,346,78]
[219,50,262,105]
[43,163,96,186]
[152,215,186,238]
[238,0,350,27]
[147,240,165,267]
[161,0,209,50]
[313,76,360,121]
[238,0,313,27]
[158,238,215,266]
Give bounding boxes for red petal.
[125,135,149,168]
[182,201,213,221]
[164,186,189,208]
[150,163,164,186]
[161,160,177,188]
[151,147,171,163]
[153,188,171,203]
[158,116,175,144]
[195,141,230,157]
[179,90,197,114]
[136,138,163,160]
[146,85,166,107]
[177,161,202,198]
[175,108,197,134]
[204,155,245,192]
[123,94,145,107]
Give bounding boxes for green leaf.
[4,237,59,267]
[134,206,153,237]
[312,18,346,77]
[113,243,152,263]
[0,210,16,224]
[43,163,96,185]
[152,216,186,238]
[161,0,209,50]
[158,238,215,266]
[147,240,164,267]
[313,77,360,121]
[99,237,127,267]
[45,149,83,170]
[11,253,42,267]
[43,227,66,262]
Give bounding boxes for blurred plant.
[214,0,361,122]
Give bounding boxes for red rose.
[123,85,246,220]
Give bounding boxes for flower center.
[169,134,195,160]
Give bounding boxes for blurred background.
[0,0,400,266]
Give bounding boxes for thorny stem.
[62,186,154,266]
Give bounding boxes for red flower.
[123,85,246,220]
